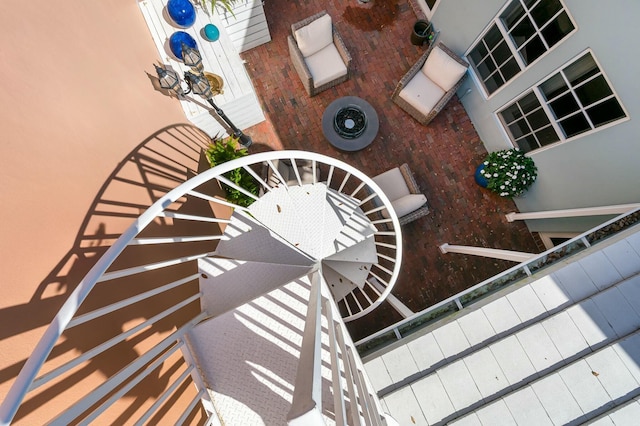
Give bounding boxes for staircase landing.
[365,225,640,425]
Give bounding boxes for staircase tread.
[324,235,378,263]
[199,257,313,318]
[322,258,372,287]
[189,275,340,426]
[320,189,374,258]
[247,183,326,258]
[215,211,314,266]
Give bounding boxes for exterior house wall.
[0,1,195,422]
[431,0,640,233]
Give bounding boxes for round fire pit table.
[322,96,379,152]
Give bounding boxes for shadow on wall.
[0,123,220,424]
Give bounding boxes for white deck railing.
[1,151,402,425]
[356,207,640,357]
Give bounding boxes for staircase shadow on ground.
[1,123,222,423]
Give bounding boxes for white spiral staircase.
[0,151,402,425]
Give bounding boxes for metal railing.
[1,151,402,425]
[356,207,640,358]
[287,270,392,425]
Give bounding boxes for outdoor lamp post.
[154,44,253,148]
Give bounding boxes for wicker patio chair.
[372,163,429,226]
[288,11,352,97]
[392,42,469,125]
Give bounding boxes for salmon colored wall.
[0,0,196,421]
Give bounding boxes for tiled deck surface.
[365,226,640,425]
[240,0,542,340]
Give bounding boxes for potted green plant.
[205,135,258,207]
[475,148,537,198]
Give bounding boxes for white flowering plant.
[479,148,537,198]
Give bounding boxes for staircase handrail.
[0,150,403,425]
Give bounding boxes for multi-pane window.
[499,52,626,152]
[501,0,575,65]
[469,24,520,94]
[469,0,575,95]
[499,92,560,152]
[539,52,626,138]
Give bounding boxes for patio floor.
[239,0,542,340]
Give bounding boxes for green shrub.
[205,135,258,207]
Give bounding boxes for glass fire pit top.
[334,105,367,139]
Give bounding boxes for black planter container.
[411,20,432,46]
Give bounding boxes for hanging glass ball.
[169,31,197,60]
[167,0,196,28]
[204,24,220,42]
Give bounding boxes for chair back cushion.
[421,46,468,91]
[304,44,348,88]
[386,194,427,218]
[294,14,333,58]
[382,194,427,218]
[372,167,411,201]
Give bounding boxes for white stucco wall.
[431,0,640,232]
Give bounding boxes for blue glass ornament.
[204,24,220,42]
[169,31,197,60]
[167,0,196,28]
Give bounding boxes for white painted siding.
[217,0,271,53]
[138,0,265,137]
[429,0,640,234]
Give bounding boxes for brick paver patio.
[240,0,542,340]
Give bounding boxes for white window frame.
[466,0,577,99]
[496,49,629,153]
[467,23,525,97]
[539,232,579,250]
[497,90,561,152]
[416,0,440,19]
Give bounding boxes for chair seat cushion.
[382,194,428,218]
[294,13,333,58]
[421,46,468,91]
[398,72,445,117]
[372,167,410,201]
[305,43,348,88]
